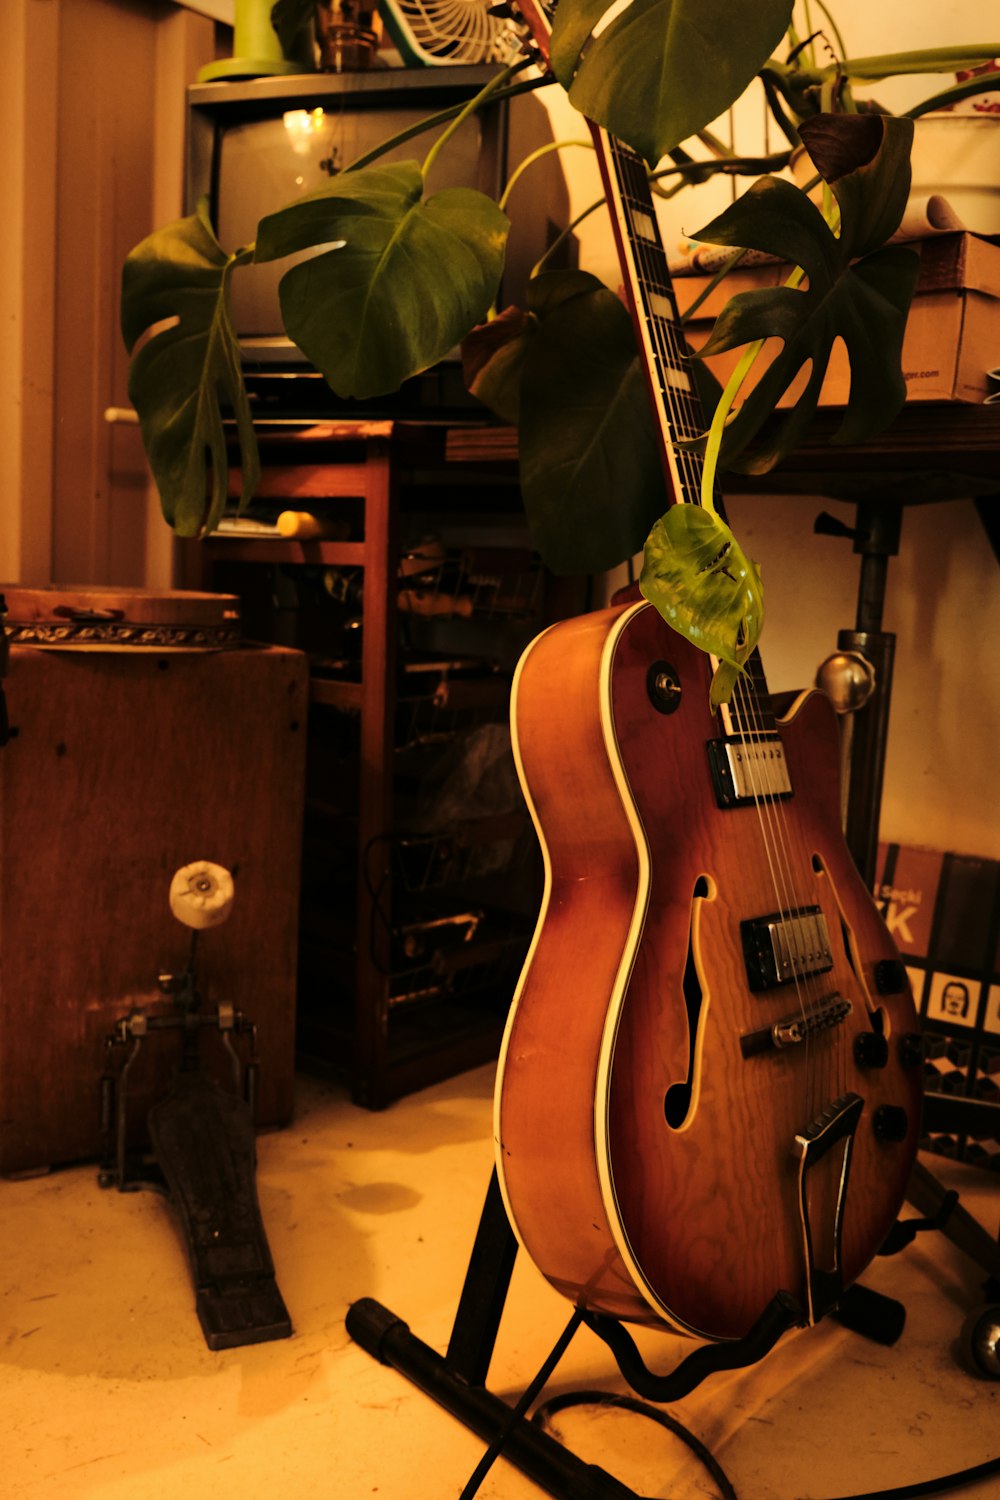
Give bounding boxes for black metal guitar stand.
[349,1168,913,1499]
[349,492,1000,1492]
[817,492,1000,1371]
[349,1172,637,1500]
[814,495,903,892]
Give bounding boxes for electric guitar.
[493,1,923,1342]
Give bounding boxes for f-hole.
[664,875,711,1130]
[813,851,883,1032]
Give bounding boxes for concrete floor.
[3,1064,999,1500]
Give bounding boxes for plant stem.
[648,150,791,186]
[810,0,848,62]
[530,198,607,277]
[828,44,1000,79]
[677,249,747,325]
[698,264,806,510]
[422,60,532,179]
[499,140,593,213]
[699,345,759,513]
[343,73,548,175]
[905,73,1000,118]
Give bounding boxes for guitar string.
[607,137,826,1086]
[620,146,853,1183]
[609,143,802,939]
[620,168,827,1054]
[610,166,814,1055]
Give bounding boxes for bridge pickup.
[742,906,833,992]
[707,734,792,809]
[740,994,852,1058]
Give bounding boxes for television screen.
[217,104,487,342]
[188,68,573,365]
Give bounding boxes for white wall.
[535,0,1000,861]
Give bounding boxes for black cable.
[531,1390,739,1500]
[815,1453,1000,1500]
[458,1308,583,1500]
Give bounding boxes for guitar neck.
[591,123,715,510]
[591,123,775,736]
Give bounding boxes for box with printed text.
[874,842,1000,1171]
[676,232,1000,407]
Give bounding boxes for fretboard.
[593,124,775,737]
[594,127,713,507]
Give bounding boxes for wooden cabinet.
[0,593,308,1173]
[183,420,583,1108]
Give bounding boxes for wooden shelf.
[444,403,1000,503]
[201,538,367,567]
[310,677,363,710]
[183,418,546,1111]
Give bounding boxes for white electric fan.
[379,0,520,65]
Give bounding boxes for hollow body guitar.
[493,2,923,1344]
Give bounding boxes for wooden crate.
[0,591,309,1174]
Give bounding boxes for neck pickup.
[707,733,792,809]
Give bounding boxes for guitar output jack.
[647,660,682,715]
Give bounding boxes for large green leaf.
[121,200,258,538]
[640,505,764,709]
[461,268,612,424]
[254,161,509,400]
[550,0,794,165]
[689,114,920,473]
[462,305,534,424]
[507,271,665,574]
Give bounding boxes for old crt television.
[186,65,574,381]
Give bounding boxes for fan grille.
[383,0,519,64]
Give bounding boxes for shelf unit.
[183,419,580,1108]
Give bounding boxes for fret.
[609,141,703,444]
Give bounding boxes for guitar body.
[495,599,922,1341]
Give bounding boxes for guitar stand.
[818,493,1000,1344]
[347,1167,913,1500]
[349,497,1000,1492]
[98,954,292,1351]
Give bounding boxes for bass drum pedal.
[98,861,292,1351]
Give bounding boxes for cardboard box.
[675,231,1000,407]
[874,841,1000,1172]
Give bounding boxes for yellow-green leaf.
[640,505,763,708]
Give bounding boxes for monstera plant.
[121,0,999,693]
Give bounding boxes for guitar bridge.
[740,994,852,1058]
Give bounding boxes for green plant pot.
[197,0,316,82]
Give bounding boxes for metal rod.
[345,1298,640,1500]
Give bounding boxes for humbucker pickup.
[742,906,833,992]
[707,734,792,808]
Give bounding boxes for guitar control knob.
[854,1033,889,1069]
[898,1032,924,1067]
[873,1105,909,1143]
[874,960,907,995]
